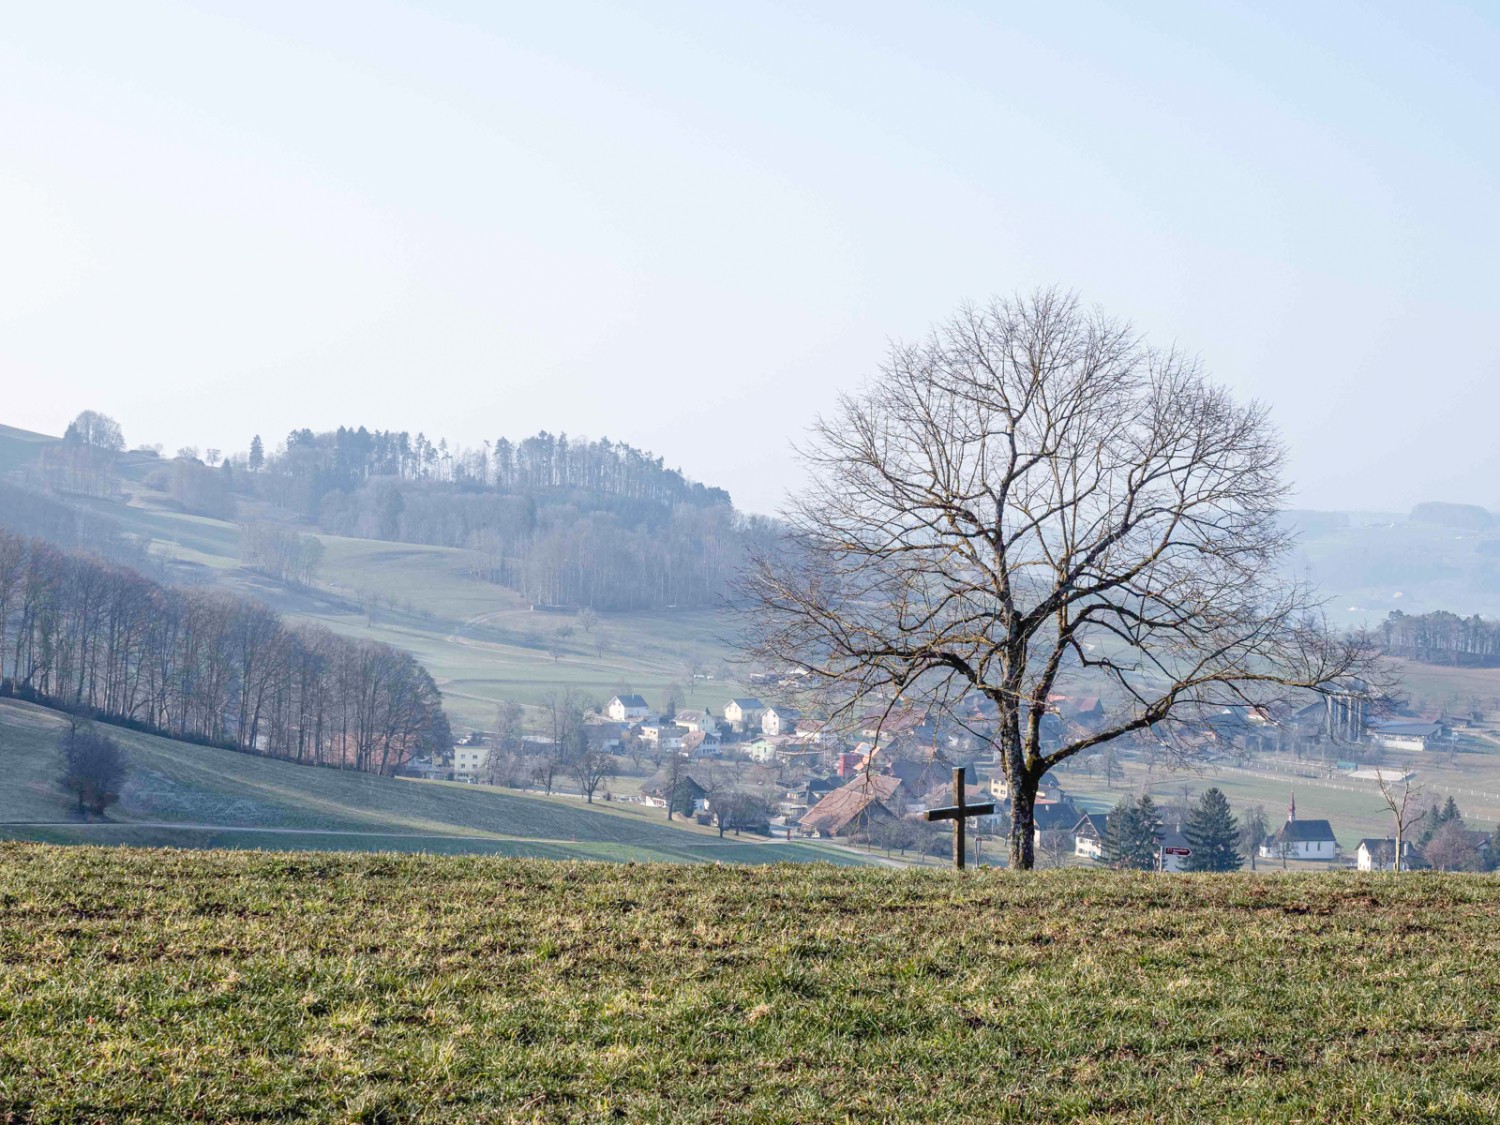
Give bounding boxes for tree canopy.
[745,289,1376,868]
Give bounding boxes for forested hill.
[243,426,763,611]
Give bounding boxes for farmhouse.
[723,698,764,730]
[797,774,902,838]
[1032,800,1084,848]
[761,706,802,737]
[1356,838,1428,872]
[1072,812,1108,860]
[640,769,709,812]
[675,709,717,735]
[606,694,652,723]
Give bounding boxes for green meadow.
[3,846,1499,1122]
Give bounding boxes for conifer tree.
[1104,795,1163,871]
[1182,787,1243,872]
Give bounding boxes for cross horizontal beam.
[925,803,996,822]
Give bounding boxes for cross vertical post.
[953,766,966,869]
[923,766,996,871]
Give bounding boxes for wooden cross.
[924,766,996,870]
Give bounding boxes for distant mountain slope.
[0,423,55,475]
[1281,508,1500,625]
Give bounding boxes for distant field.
[1064,747,1500,855]
[0,700,859,866]
[0,423,55,476]
[46,457,752,729]
[5,847,1500,1122]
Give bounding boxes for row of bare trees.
[0,530,450,774]
[1381,610,1500,667]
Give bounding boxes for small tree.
[57,724,127,816]
[1239,803,1269,872]
[568,729,615,805]
[1103,795,1162,871]
[1182,788,1243,872]
[1376,774,1425,873]
[248,434,265,472]
[1036,828,1073,870]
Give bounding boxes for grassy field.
[4,847,1500,1122]
[80,464,746,729]
[0,700,859,866]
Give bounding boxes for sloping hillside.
[0,423,747,729]
[0,700,856,865]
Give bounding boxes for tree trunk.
[1008,779,1036,870]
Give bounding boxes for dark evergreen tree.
[1104,795,1162,871]
[1419,798,1463,847]
[1182,787,1243,872]
[248,434,264,473]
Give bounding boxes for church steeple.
[1288,790,1296,823]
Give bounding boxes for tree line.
[1381,610,1500,667]
[235,425,761,610]
[0,529,450,775]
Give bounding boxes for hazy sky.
[3,1,1497,515]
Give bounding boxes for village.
[403,682,1498,873]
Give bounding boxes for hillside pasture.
[61,469,751,729]
[0,700,854,866]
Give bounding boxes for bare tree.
[1424,820,1482,872]
[1239,802,1269,872]
[568,727,615,804]
[744,290,1378,869]
[1036,829,1072,870]
[1376,773,1425,873]
[486,701,525,786]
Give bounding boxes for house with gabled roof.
[1072,812,1109,860]
[1356,838,1428,872]
[797,773,902,838]
[606,694,652,723]
[675,709,717,735]
[1259,793,1338,860]
[724,698,765,730]
[761,706,802,737]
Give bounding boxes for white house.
[724,698,765,730]
[1072,813,1108,860]
[639,722,685,752]
[746,737,780,763]
[452,745,490,781]
[675,709,717,736]
[1355,838,1427,871]
[1368,720,1444,752]
[606,694,652,723]
[761,706,802,737]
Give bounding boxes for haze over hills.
[7,418,1500,631]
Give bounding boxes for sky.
[2,1,1497,516]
